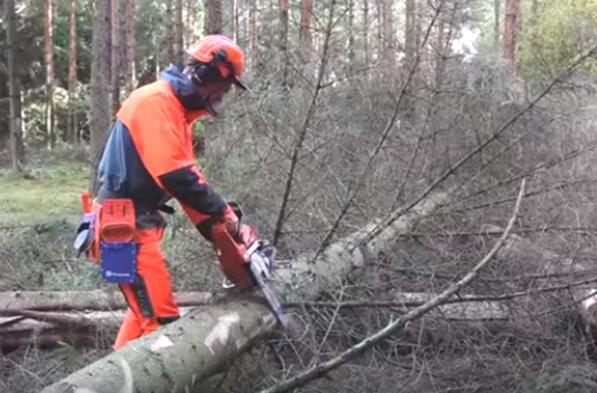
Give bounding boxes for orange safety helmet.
[186,35,248,91]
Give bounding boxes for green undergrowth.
[0,149,224,293]
[0,150,88,227]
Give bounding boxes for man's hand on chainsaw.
[215,204,240,239]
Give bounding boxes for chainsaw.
[211,203,288,329]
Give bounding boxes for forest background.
[2,0,597,392]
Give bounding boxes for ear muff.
[188,63,219,85]
[213,49,228,64]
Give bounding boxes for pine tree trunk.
[279,0,289,84]
[90,0,112,194]
[381,0,394,56]
[374,0,386,63]
[230,0,237,41]
[165,0,175,59]
[248,0,257,73]
[494,0,500,51]
[300,0,313,62]
[43,0,55,150]
[111,0,121,114]
[185,0,196,46]
[362,0,369,67]
[174,0,184,66]
[380,0,395,82]
[204,0,223,34]
[124,0,136,95]
[67,0,78,144]
[404,0,416,68]
[503,0,521,72]
[5,0,25,170]
[348,0,355,74]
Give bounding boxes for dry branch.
[39,191,451,393]
[488,223,597,339]
[257,180,525,393]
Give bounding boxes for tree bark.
[381,0,395,70]
[90,0,112,194]
[494,0,500,51]
[67,0,78,144]
[111,0,121,114]
[1,291,520,350]
[43,0,55,150]
[185,0,196,46]
[503,0,521,72]
[40,192,450,393]
[124,0,136,95]
[5,0,25,170]
[204,0,223,34]
[300,0,314,62]
[0,291,213,315]
[174,0,184,67]
[348,0,355,74]
[248,0,258,73]
[362,0,369,67]
[279,0,289,85]
[404,0,416,68]
[165,0,175,60]
[231,0,239,41]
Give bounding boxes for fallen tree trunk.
[0,308,191,350]
[2,292,514,349]
[40,192,451,393]
[0,290,213,315]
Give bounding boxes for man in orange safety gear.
[95,35,248,349]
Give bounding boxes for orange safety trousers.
[113,227,179,349]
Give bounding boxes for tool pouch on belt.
[97,199,138,284]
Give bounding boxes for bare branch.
[358,44,597,251]
[272,0,337,246]
[258,180,526,393]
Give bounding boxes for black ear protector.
[188,49,236,86]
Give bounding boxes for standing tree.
[503,0,521,71]
[5,0,25,170]
[403,0,416,112]
[67,0,78,143]
[248,0,258,73]
[279,0,289,84]
[405,0,417,66]
[348,0,355,73]
[185,0,196,46]
[124,0,136,95]
[204,0,223,34]
[381,0,395,73]
[43,0,55,150]
[111,0,121,113]
[494,0,500,51]
[362,0,370,66]
[300,0,314,62]
[165,0,175,59]
[174,0,184,66]
[90,0,112,193]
